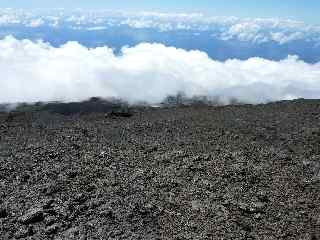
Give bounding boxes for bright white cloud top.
[1,36,320,104]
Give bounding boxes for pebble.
[63,227,81,238]
[18,207,44,224]
[45,223,59,235]
[0,207,7,218]
[15,226,34,239]
[249,202,266,213]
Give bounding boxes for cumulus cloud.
[271,32,305,44]
[1,36,320,104]
[0,14,20,25]
[27,18,45,28]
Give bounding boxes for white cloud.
[121,19,154,29]
[1,9,320,44]
[271,32,305,44]
[0,13,20,25]
[27,18,45,28]
[222,22,268,43]
[87,26,108,31]
[219,19,314,44]
[1,36,320,104]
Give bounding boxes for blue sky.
[0,0,319,24]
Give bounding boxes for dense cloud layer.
[1,36,320,104]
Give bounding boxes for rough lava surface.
[0,99,320,239]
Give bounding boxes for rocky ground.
[0,99,320,239]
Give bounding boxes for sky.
[0,0,319,24]
[1,1,320,104]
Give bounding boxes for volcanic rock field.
[0,99,320,239]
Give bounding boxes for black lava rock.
[1,99,320,239]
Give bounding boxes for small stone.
[109,229,124,237]
[238,202,266,213]
[250,202,266,213]
[192,155,202,162]
[48,152,58,159]
[18,207,44,224]
[238,202,248,211]
[43,182,60,196]
[15,228,29,239]
[86,219,98,228]
[0,207,7,218]
[87,199,105,209]
[144,146,158,154]
[74,193,87,203]
[217,205,229,218]
[15,226,34,239]
[45,224,59,235]
[67,170,78,179]
[63,227,80,238]
[86,184,96,192]
[257,191,269,202]
[98,151,107,158]
[42,199,54,209]
[99,209,114,219]
[191,200,202,211]
[297,198,306,204]
[20,173,31,183]
[44,215,57,226]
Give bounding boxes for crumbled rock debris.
[0,99,320,239]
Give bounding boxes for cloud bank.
[1,9,320,45]
[1,36,320,104]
